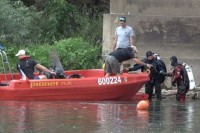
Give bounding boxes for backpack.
[182,65,189,85]
[182,63,196,90]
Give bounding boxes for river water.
[0,99,199,133]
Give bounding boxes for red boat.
[0,69,149,101]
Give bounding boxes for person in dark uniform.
[105,47,152,77]
[143,51,166,100]
[15,49,55,79]
[126,51,167,100]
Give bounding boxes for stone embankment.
[138,85,200,100]
[128,71,200,100]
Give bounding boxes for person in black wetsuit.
[144,51,168,100]
[130,51,166,100]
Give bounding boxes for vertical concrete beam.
[102,14,112,56]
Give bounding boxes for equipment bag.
[182,63,196,90]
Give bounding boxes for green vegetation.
[6,38,102,72]
[0,0,109,71]
[54,38,102,70]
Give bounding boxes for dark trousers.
[145,80,162,100]
[176,84,189,102]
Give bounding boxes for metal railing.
[0,48,13,81]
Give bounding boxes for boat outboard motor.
[54,67,67,79]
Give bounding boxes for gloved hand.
[159,70,167,76]
[172,82,176,87]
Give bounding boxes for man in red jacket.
[167,56,189,102]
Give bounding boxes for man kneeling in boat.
[105,46,152,77]
[15,49,56,80]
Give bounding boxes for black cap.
[119,17,126,22]
[146,51,154,57]
[170,56,178,66]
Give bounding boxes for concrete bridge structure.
[102,0,200,86]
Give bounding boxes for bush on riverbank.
[4,38,102,72]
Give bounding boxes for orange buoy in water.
[136,100,149,110]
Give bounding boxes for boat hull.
[0,69,149,101]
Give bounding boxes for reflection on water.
[0,100,199,133]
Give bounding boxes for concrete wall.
[103,0,200,85]
[110,0,200,16]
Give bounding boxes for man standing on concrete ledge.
[113,16,136,51]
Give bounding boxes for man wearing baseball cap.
[113,16,136,51]
[15,49,55,79]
